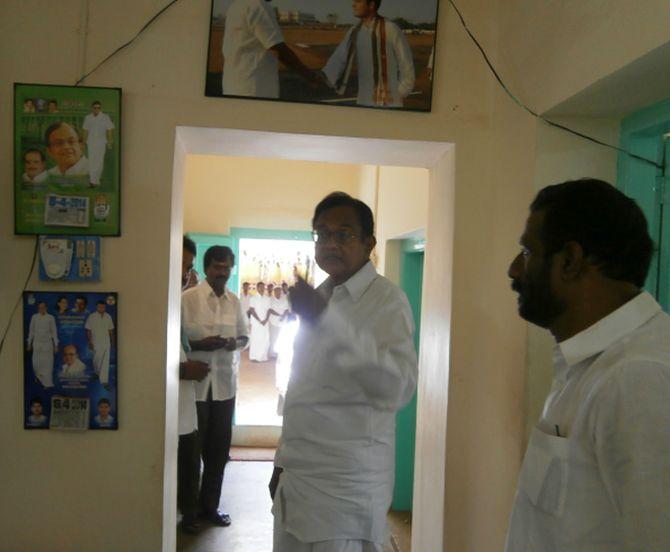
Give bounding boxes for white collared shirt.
[181,281,248,401]
[83,112,114,144]
[178,344,197,435]
[222,0,284,98]
[274,261,417,543]
[506,292,670,551]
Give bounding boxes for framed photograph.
[205,0,439,111]
[14,83,121,235]
[23,291,118,430]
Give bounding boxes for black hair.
[531,178,653,288]
[183,236,196,256]
[92,100,102,107]
[371,0,382,10]
[44,121,81,146]
[30,397,43,407]
[48,99,57,105]
[312,192,375,238]
[96,300,105,306]
[75,296,88,306]
[57,296,67,303]
[203,245,235,270]
[98,398,111,406]
[24,148,45,162]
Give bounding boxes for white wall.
[184,155,362,234]
[1,0,668,550]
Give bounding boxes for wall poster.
[14,83,121,235]
[24,291,118,430]
[205,0,439,111]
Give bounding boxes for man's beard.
[513,260,566,328]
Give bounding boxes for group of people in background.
[242,280,292,362]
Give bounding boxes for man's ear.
[558,241,586,280]
[366,235,377,255]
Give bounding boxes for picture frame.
[23,291,119,430]
[205,0,439,112]
[14,83,122,236]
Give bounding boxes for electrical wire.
[75,0,181,86]
[446,0,664,171]
[0,237,39,358]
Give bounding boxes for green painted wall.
[392,239,424,511]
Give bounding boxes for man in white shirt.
[93,398,114,427]
[222,0,320,98]
[178,236,211,534]
[248,281,271,361]
[240,281,252,332]
[268,285,290,358]
[27,397,47,427]
[27,301,59,388]
[322,0,415,107]
[182,245,249,527]
[506,178,670,551]
[22,149,48,184]
[60,344,87,378]
[85,301,115,390]
[82,100,115,187]
[44,122,89,180]
[270,192,417,552]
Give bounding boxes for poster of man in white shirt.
[82,100,115,187]
[60,343,87,378]
[205,0,438,111]
[85,300,115,390]
[27,301,59,388]
[22,148,48,184]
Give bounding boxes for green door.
[618,98,670,311]
[392,240,424,511]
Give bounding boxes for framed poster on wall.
[205,0,439,111]
[14,83,121,235]
[23,291,119,430]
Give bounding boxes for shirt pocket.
[518,427,570,517]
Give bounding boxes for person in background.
[268,285,290,358]
[248,281,271,362]
[505,178,670,551]
[181,245,248,528]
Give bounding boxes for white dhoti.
[87,140,106,185]
[269,324,282,356]
[92,345,110,383]
[273,523,383,552]
[32,345,54,387]
[249,319,269,361]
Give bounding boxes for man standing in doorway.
[270,192,417,551]
[506,179,670,550]
[248,281,271,361]
[268,284,290,358]
[82,100,114,187]
[178,236,211,534]
[85,301,115,391]
[222,0,321,98]
[181,245,248,527]
[322,0,415,107]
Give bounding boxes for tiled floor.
[236,351,282,427]
[177,461,411,552]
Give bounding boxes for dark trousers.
[177,430,200,519]
[196,390,235,513]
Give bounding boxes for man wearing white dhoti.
[248,281,271,361]
[322,0,415,108]
[85,301,115,389]
[268,285,290,358]
[27,301,58,388]
[82,100,114,187]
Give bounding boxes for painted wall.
[184,155,362,234]
[1,1,668,550]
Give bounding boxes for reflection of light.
[275,317,300,395]
[413,241,425,251]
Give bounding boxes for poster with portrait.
[205,0,439,111]
[23,291,118,430]
[14,83,121,235]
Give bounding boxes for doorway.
[168,128,454,552]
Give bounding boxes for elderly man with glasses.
[269,192,418,552]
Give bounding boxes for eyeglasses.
[311,228,359,245]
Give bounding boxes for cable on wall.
[0,238,39,358]
[446,0,664,171]
[75,0,181,86]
